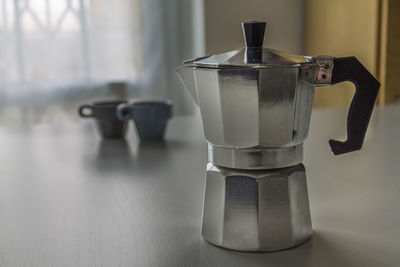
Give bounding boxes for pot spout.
[176,66,199,105]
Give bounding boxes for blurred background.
[0,0,398,125]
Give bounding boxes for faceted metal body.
[177,65,317,149]
[176,21,318,252]
[177,21,378,253]
[177,62,317,252]
[208,143,303,170]
[202,163,312,251]
[177,63,317,251]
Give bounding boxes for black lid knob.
[241,21,266,48]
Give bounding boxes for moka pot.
[176,21,380,251]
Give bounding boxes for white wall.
[203,0,305,55]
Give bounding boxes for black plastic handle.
[329,56,380,155]
[241,21,266,48]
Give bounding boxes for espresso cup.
[117,100,172,141]
[79,100,128,139]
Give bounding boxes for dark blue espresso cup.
[116,100,172,141]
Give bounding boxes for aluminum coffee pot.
[176,21,380,251]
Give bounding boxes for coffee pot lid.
[187,21,314,69]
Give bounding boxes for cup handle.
[78,105,94,118]
[116,103,133,121]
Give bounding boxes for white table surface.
[0,105,399,267]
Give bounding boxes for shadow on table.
[169,230,381,267]
[135,139,196,168]
[90,139,134,172]
[133,141,172,170]
[87,137,204,177]
[138,139,192,151]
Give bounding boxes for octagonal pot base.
[201,163,312,252]
[203,235,312,252]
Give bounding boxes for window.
[0,0,141,99]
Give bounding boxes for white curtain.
[0,0,201,123]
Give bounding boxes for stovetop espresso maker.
[176,21,380,251]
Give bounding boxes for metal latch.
[313,56,334,85]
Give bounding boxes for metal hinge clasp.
[313,56,334,86]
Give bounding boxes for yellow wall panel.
[305,0,380,108]
[380,0,400,103]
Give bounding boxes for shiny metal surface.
[202,163,312,251]
[176,21,321,149]
[176,23,339,150]
[190,47,315,69]
[175,20,374,254]
[177,66,317,148]
[258,67,297,147]
[293,65,317,143]
[208,144,303,169]
[176,66,199,104]
[188,21,314,69]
